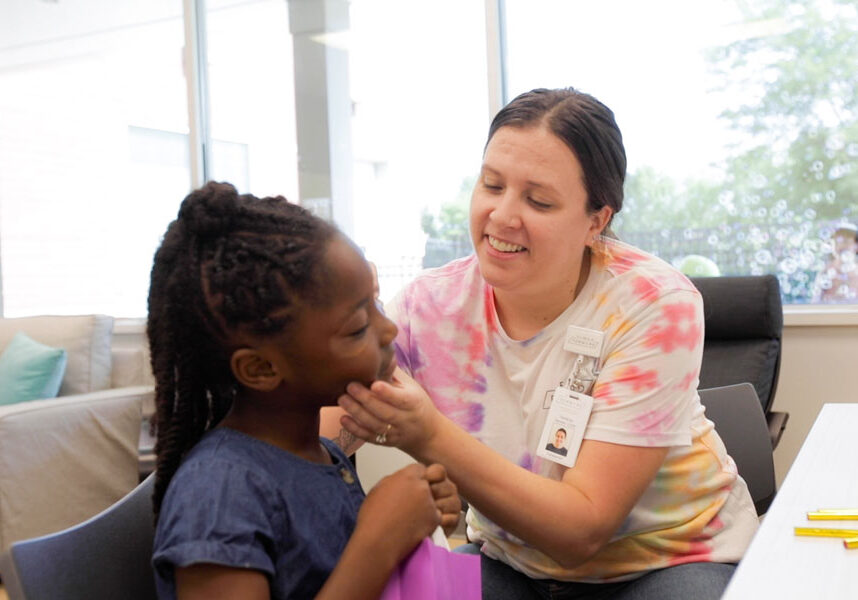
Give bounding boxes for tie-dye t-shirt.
[387,238,758,583]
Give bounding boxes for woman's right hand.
[337,367,443,455]
[354,463,440,563]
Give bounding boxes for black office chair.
[699,383,776,515]
[0,473,157,600]
[690,275,789,449]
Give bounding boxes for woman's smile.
[487,235,527,253]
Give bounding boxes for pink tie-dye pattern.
[666,540,713,566]
[632,276,661,302]
[677,371,698,391]
[614,365,660,393]
[708,514,725,531]
[632,408,675,435]
[483,286,498,334]
[605,245,650,276]
[409,291,486,432]
[643,302,702,353]
[466,324,486,363]
[593,382,619,405]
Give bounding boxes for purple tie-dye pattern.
[519,452,534,471]
[393,343,411,372]
[399,279,488,433]
[520,334,539,347]
[464,402,485,432]
[418,389,484,433]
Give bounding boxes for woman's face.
[470,125,610,301]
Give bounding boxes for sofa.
[0,314,154,554]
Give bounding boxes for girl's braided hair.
[146,181,335,516]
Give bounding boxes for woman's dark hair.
[147,181,336,516]
[487,87,627,225]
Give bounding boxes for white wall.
[772,321,858,486]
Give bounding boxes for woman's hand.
[425,463,461,537]
[337,367,442,455]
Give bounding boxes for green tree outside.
[421,0,858,302]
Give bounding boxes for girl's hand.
[425,463,461,537]
[354,463,440,562]
[316,464,439,599]
[337,367,442,455]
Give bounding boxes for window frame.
[7,0,856,323]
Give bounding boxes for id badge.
[537,386,594,468]
[563,325,604,358]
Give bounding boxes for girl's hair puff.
[147,181,335,516]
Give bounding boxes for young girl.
[147,182,460,599]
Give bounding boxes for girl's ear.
[230,348,283,392]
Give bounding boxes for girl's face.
[470,125,611,302]
[260,234,397,406]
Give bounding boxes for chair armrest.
[767,410,789,450]
[0,385,153,553]
[0,385,154,419]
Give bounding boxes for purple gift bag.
[380,539,481,600]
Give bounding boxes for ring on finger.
[375,423,393,444]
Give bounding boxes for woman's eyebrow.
[524,179,560,195]
[481,165,560,196]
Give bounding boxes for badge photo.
[536,386,593,468]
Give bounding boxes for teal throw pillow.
[0,331,68,406]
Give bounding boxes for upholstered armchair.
[0,315,154,554]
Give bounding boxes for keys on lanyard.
[537,326,604,468]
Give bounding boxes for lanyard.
[564,354,601,393]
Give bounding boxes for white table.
[722,403,858,599]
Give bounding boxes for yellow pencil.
[794,527,858,538]
[844,537,858,549]
[807,510,858,520]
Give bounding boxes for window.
[503,0,858,304]
[348,0,489,301]
[4,1,853,317]
[0,0,190,317]
[205,0,298,199]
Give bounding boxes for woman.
[336,87,758,599]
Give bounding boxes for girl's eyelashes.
[528,197,551,210]
[348,325,368,338]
